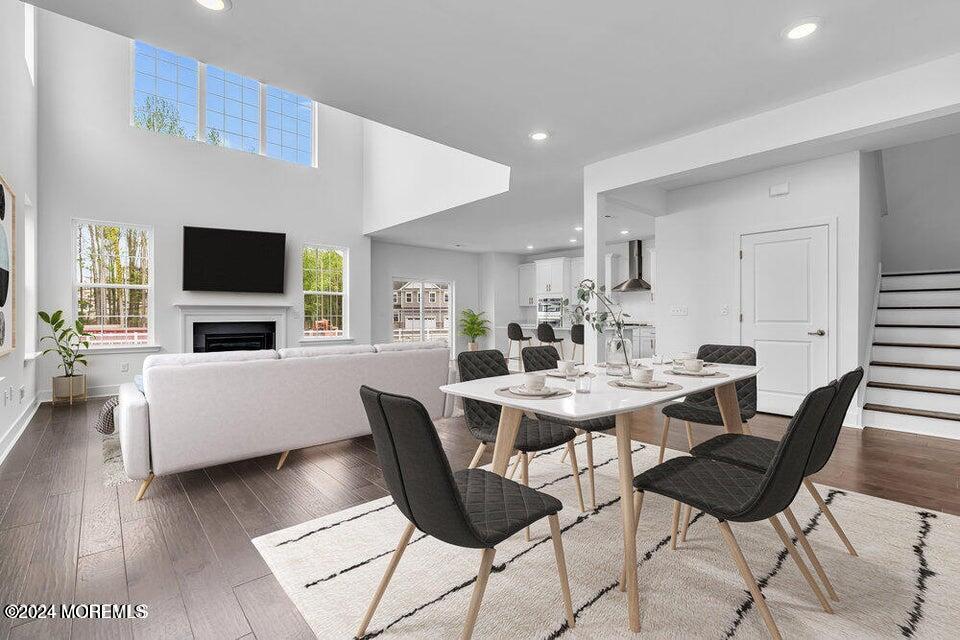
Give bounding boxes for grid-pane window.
[266,86,313,166]
[392,280,452,346]
[75,221,152,346]
[303,246,347,338]
[133,41,198,139]
[205,65,260,153]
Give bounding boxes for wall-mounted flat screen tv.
[183,226,286,293]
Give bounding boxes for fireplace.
[192,321,276,353]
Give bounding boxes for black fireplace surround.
[192,321,276,353]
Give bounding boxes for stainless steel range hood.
[612,240,651,292]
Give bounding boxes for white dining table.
[440,358,763,633]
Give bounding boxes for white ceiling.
[32,0,960,253]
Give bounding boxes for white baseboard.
[0,396,41,468]
[37,384,120,403]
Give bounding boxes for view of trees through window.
[392,280,452,345]
[303,246,346,338]
[75,222,151,345]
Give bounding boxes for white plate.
[669,367,718,377]
[615,379,670,389]
[508,385,561,397]
[545,369,588,378]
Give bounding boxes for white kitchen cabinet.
[536,258,569,296]
[518,263,537,306]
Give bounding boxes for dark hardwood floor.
[0,398,958,639]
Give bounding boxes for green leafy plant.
[133,95,188,138]
[38,310,92,377]
[459,308,490,342]
[575,279,632,375]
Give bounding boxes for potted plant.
[39,310,92,405]
[459,308,490,351]
[575,279,633,376]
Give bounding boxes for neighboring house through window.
[392,279,453,345]
[74,220,153,346]
[303,245,348,339]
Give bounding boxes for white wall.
[656,152,864,385]
[479,252,522,353]
[858,151,884,404]
[362,120,510,234]
[0,0,40,462]
[370,240,481,354]
[36,11,370,396]
[880,133,960,272]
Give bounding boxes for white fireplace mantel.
[174,304,291,352]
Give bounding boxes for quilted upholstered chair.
[357,386,575,638]
[659,344,758,541]
[629,381,839,640]
[688,368,865,601]
[522,345,614,508]
[537,323,565,358]
[457,350,587,524]
[506,322,533,371]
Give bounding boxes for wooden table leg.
[615,413,641,633]
[714,382,745,434]
[490,406,524,476]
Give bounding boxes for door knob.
[807,329,826,336]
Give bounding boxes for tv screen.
[183,226,286,293]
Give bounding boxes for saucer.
[616,378,669,389]
[545,369,588,378]
[508,385,560,397]
[669,367,719,377]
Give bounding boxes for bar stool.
[537,323,565,358]
[570,323,584,364]
[506,322,533,371]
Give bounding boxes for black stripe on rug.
[305,443,646,589]
[899,510,938,638]
[721,489,844,639]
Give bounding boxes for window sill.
[297,337,354,345]
[80,344,163,355]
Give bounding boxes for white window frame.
[129,41,318,168]
[72,218,156,351]
[391,278,455,347]
[301,243,350,342]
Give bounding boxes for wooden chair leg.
[565,441,586,512]
[561,430,579,464]
[356,522,416,638]
[507,451,523,480]
[585,431,596,509]
[135,473,154,502]
[658,416,671,463]
[679,422,695,541]
[783,507,839,601]
[521,453,532,541]
[461,548,496,640]
[769,516,833,614]
[718,521,783,640]
[619,490,644,592]
[670,500,681,550]
[804,478,858,556]
[548,514,576,628]
[468,443,486,469]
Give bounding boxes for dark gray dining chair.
[627,381,839,640]
[570,324,585,363]
[358,386,575,638]
[457,350,587,525]
[537,323,565,358]
[522,344,613,509]
[688,368,865,601]
[506,322,533,371]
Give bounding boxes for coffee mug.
[676,351,696,364]
[631,367,654,383]
[557,359,576,375]
[524,373,546,391]
[683,358,704,373]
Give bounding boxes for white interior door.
[741,225,830,415]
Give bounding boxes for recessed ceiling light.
[526,244,534,250]
[196,0,232,11]
[574,226,583,232]
[529,131,549,141]
[784,18,820,40]
[569,238,577,243]
[620,229,629,235]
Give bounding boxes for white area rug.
[253,434,959,639]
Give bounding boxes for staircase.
[863,270,960,438]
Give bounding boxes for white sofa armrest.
[118,382,152,480]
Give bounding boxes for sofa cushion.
[374,340,448,352]
[142,349,278,371]
[278,344,376,359]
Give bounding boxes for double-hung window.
[302,245,348,339]
[74,220,153,346]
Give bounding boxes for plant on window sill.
[39,310,91,404]
[459,308,490,352]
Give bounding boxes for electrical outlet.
[120,362,130,373]
[720,304,729,316]
[670,305,688,317]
